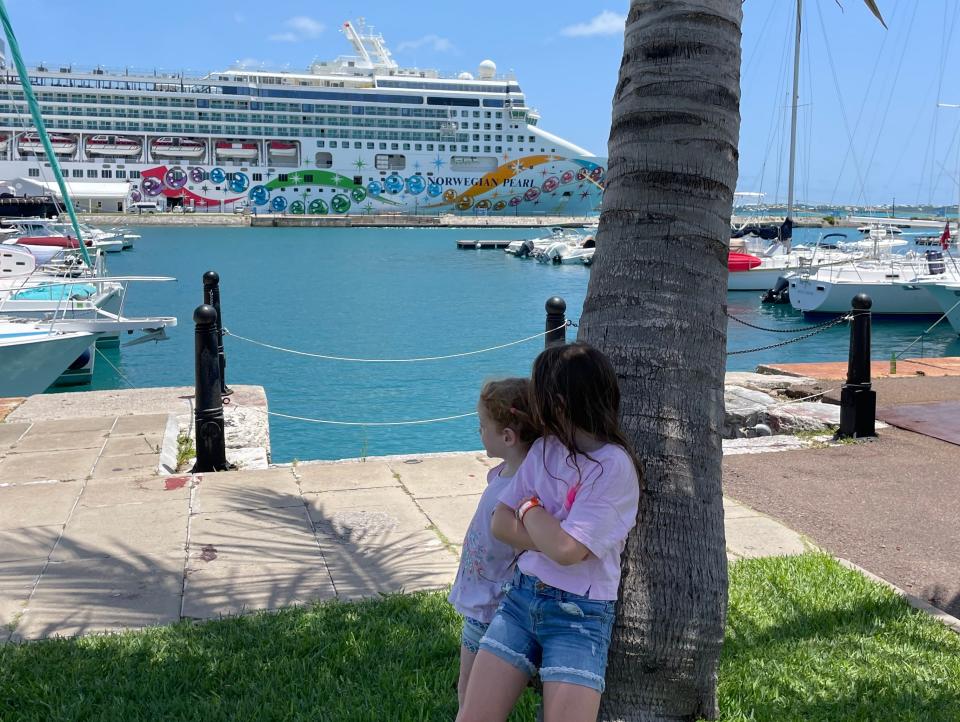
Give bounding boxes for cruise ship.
[0,21,605,217]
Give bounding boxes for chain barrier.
[223,321,571,363]
[726,311,849,334]
[265,409,477,427]
[727,315,850,356]
[893,296,960,360]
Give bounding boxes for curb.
[836,557,960,636]
[157,413,180,475]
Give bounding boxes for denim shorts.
[478,568,616,692]
[461,616,489,654]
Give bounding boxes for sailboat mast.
[0,0,91,267]
[786,0,802,221]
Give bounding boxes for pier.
[456,239,513,249]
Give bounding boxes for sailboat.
[0,3,176,396]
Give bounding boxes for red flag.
[941,222,951,250]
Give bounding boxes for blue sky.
[5,1,960,207]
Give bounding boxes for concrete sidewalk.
[0,446,806,642]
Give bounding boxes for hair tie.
[509,407,518,415]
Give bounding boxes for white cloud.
[233,58,265,69]
[396,34,455,53]
[561,10,626,37]
[269,16,325,43]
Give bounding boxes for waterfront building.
[0,22,605,217]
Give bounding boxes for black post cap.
[546,296,566,314]
[852,293,873,310]
[193,304,218,325]
[202,271,220,287]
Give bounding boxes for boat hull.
[789,276,944,315]
[0,330,99,396]
[922,283,960,334]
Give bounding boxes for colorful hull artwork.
[130,155,605,215]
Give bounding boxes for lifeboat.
[728,252,763,272]
[267,140,298,159]
[151,136,206,159]
[18,132,77,156]
[85,134,142,158]
[215,140,258,160]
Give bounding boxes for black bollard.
[545,297,567,348]
[192,304,231,473]
[836,294,877,439]
[203,271,233,396]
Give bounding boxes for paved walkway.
[0,433,806,641]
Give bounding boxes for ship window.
[483,146,490,153]
[367,142,375,149]
[303,174,314,183]
[379,143,386,150]
[473,146,480,153]
[451,155,498,172]
[131,171,140,178]
[354,142,362,149]
[116,170,126,179]
[375,153,406,170]
[330,141,337,148]
[529,136,535,142]
[253,173,263,181]
[278,174,289,182]
[391,143,399,150]
[315,152,333,168]
[87,169,98,178]
[101,170,112,178]
[415,144,422,151]
[353,175,362,186]
[427,144,434,151]
[495,146,502,153]
[28,168,39,177]
[402,143,410,150]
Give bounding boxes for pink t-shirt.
[498,436,639,600]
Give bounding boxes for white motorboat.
[728,234,863,292]
[506,227,590,257]
[789,250,960,315]
[0,318,98,396]
[921,281,960,335]
[535,239,596,265]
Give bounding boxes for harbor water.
[90,225,960,462]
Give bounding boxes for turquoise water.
[86,226,960,463]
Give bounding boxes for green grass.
[1,555,958,721]
[720,554,960,721]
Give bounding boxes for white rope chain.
[223,322,570,363]
[265,409,478,427]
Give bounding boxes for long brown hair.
[531,342,642,478]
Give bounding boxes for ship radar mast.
[341,19,397,70]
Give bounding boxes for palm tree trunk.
[578,2,742,720]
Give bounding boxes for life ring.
[456,195,473,211]
[560,170,575,185]
[270,196,287,212]
[229,172,249,193]
[427,182,442,198]
[523,188,541,202]
[309,198,328,215]
[248,185,269,206]
[331,193,351,213]
[443,189,457,202]
[209,167,226,184]
[289,200,305,215]
[541,176,559,193]
[351,186,367,202]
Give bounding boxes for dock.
[456,239,513,249]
